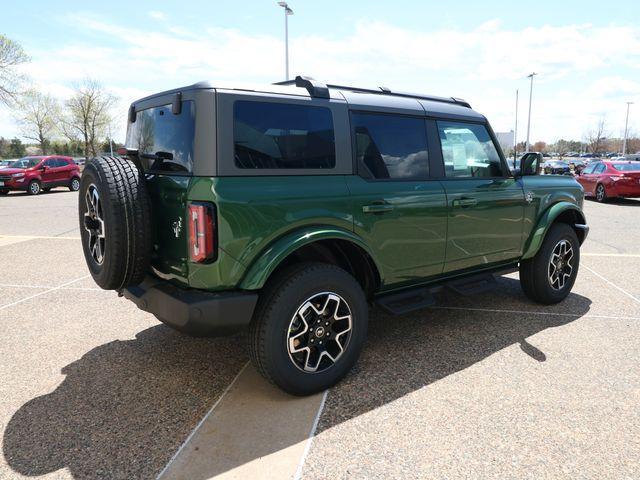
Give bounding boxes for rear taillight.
[188,202,216,263]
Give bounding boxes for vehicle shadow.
[3,327,248,480]
[3,278,591,479]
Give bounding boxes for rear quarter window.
[126,101,196,174]
[233,101,336,169]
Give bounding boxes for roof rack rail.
[275,76,330,99]
[274,77,471,108]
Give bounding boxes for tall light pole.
[622,101,633,155]
[514,89,519,160]
[277,2,294,80]
[525,72,537,152]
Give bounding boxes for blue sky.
[2,0,640,144]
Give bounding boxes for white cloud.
[1,15,639,143]
[149,11,166,21]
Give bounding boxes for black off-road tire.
[520,223,580,305]
[248,262,368,396]
[79,156,152,290]
[28,180,41,195]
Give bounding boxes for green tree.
[0,34,29,106]
[8,137,25,158]
[14,90,60,155]
[62,79,116,159]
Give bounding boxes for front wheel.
[28,180,41,195]
[520,223,580,304]
[248,263,368,396]
[69,177,80,191]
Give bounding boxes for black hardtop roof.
[130,76,483,119]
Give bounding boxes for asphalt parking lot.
[1,188,639,479]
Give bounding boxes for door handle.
[362,203,394,214]
[452,197,477,208]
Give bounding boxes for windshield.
[612,163,640,172]
[9,157,41,169]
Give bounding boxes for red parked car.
[0,156,81,195]
[576,160,640,202]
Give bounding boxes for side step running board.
[376,272,502,316]
[446,273,497,296]
[375,287,435,316]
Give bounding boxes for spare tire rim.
[287,292,353,373]
[83,184,106,265]
[548,239,574,290]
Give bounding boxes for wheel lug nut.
[325,322,329,326]
[319,341,323,344]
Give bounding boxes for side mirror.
[517,153,543,176]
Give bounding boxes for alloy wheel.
[548,239,574,290]
[29,182,40,195]
[287,292,353,373]
[71,178,80,191]
[596,185,605,202]
[83,184,106,264]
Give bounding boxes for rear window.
[126,101,195,174]
[234,101,336,169]
[612,163,640,171]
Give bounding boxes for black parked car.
[543,160,571,175]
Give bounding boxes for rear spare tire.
[79,156,152,290]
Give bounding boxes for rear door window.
[351,112,428,180]
[126,101,196,174]
[437,121,506,178]
[233,101,336,169]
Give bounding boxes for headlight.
[11,172,24,178]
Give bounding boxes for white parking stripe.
[426,305,640,320]
[0,275,90,310]
[0,282,105,292]
[582,265,640,305]
[155,362,250,480]
[294,390,328,480]
[0,235,80,240]
[582,253,640,258]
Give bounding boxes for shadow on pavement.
[3,326,247,479]
[3,278,591,479]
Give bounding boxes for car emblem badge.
[172,217,182,238]
[525,191,534,203]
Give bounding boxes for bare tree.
[0,35,29,107]
[63,79,116,159]
[14,90,60,154]
[585,118,608,155]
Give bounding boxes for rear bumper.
[123,276,258,336]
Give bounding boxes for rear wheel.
[249,263,368,396]
[0,190,9,195]
[520,223,580,304]
[595,183,607,202]
[28,180,41,195]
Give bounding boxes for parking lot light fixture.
[277,1,294,80]
[525,72,537,153]
[622,101,633,155]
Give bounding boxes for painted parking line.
[158,365,326,480]
[0,274,90,310]
[582,252,640,258]
[426,305,640,320]
[582,265,640,305]
[0,282,105,292]
[0,235,81,240]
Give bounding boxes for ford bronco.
[78,76,588,395]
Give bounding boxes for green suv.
[78,76,588,395]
